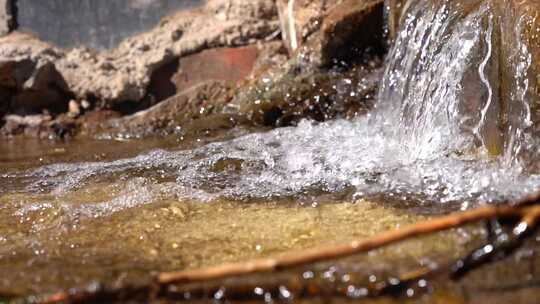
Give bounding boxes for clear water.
[2,0,540,300]
[3,0,540,225]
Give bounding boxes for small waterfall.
[378,0,494,159]
[378,0,539,166]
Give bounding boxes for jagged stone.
[276,0,385,66]
[276,0,339,53]
[0,0,279,112]
[316,0,385,67]
[0,113,52,137]
[88,81,235,138]
[0,33,70,114]
[228,0,386,128]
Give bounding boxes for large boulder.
[0,33,70,115]
[0,0,280,110]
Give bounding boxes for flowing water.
[1,0,540,301]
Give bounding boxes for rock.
[308,0,385,67]
[56,0,279,106]
[0,0,283,138]
[0,33,70,114]
[173,46,261,91]
[0,0,280,110]
[228,0,387,127]
[0,0,13,37]
[1,114,52,137]
[88,81,235,138]
[147,45,264,103]
[276,0,335,54]
[230,58,383,127]
[0,0,388,138]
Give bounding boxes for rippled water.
[2,0,540,300]
[3,0,540,223]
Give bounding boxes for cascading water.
[4,0,540,223]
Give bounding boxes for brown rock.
[147,45,262,103]
[0,0,280,109]
[1,114,52,137]
[176,46,260,89]
[89,81,235,138]
[316,0,385,67]
[0,33,70,114]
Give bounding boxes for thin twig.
[157,204,540,285]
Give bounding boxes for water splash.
[6,0,540,220]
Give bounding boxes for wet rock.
[231,58,383,127]
[308,0,386,67]
[1,114,52,137]
[276,0,336,53]
[229,0,387,127]
[89,81,236,138]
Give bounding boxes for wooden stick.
[158,204,540,284]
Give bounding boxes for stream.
[1,0,540,302]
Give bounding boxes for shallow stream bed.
[0,131,538,303]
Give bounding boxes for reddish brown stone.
[172,46,260,92]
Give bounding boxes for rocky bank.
[0,0,388,139]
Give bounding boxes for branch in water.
[38,192,540,303]
[157,205,540,285]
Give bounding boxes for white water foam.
[8,0,540,220]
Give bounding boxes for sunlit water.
[2,0,540,299]
[3,0,540,224]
